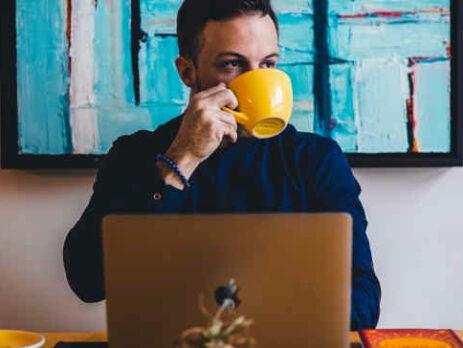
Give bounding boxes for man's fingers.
[209,88,239,110]
[193,83,227,100]
[222,124,238,143]
[217,111,238,131]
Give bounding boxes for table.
[41,333,107,348]
[40,331,463,348]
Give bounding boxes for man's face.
[193,13,279,91]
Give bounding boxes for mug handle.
[221,107,249,125]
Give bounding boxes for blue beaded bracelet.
[156,154,191,190]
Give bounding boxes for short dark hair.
[177,0,279,63]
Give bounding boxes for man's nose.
[244,63,261,73]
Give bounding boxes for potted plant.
[174,280,256,348]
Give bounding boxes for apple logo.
[215,279,241,309]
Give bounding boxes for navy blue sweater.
[63,115,381,330]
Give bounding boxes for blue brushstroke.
[16,0,71,154]
[141,0,182,25]
[330,19,449,60]
[272,0,313,14]
[94,0,134,105]
[354,61,409,153]
[96,106,154,152]
[94,0,115,106]
[415,61,451,152]
[277,13,314,64]
[330,63,358,152]
[139,0,188,106]
[280,64,315,133]
[140,35,188,105]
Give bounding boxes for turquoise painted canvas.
[16,0,451,155]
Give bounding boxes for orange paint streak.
[406,69,419,153]
[66,0,72,76]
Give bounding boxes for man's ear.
[175,56,197,89]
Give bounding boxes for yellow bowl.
[0,330,45,348]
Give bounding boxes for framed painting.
[1,0,462,168]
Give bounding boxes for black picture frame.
[1,0,462,169]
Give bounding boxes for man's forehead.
[200,14,279,58]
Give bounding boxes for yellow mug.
[222,69,293,139]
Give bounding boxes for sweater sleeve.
[63,132,188,303]
[311,140,381,330]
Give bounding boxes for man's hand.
[157,83,239,189]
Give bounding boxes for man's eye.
[262,61,276,68]
[221,60,242,69]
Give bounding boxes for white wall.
[0,168,106,332]
[1,162,463,331]
[356,168,463,329]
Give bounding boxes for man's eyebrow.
[263,53,280,60]
[216,52,246,59]
[215,52,280,60]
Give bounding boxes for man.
[63,0,381,330]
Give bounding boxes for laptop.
[102,213,352,347]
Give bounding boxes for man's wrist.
[156,160,184,190]
[164,149,201,180]
[156,149,201,190]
